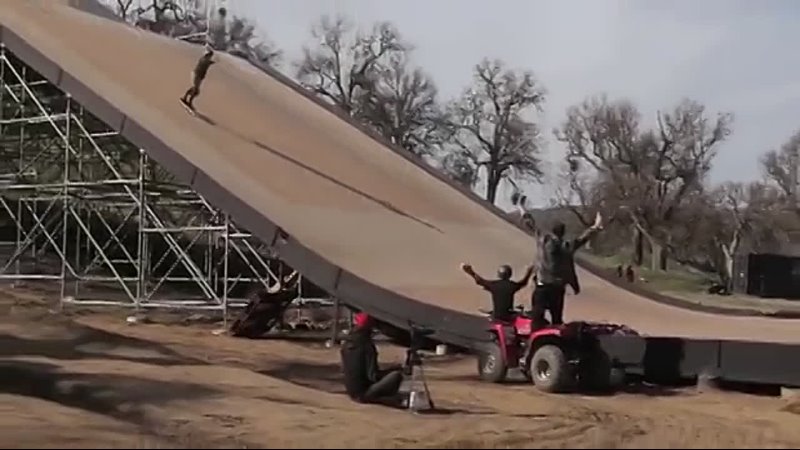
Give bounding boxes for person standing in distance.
[180,45,216,111]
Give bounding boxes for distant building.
[733,252,800,300]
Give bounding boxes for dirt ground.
[1,285,799,449]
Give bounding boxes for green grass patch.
[580,252,714,293]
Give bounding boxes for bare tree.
[296,16,407,117]
[680,182,782,289]
[762,129,800,211]
[115,0,135,19]
[556,95,733,270]
[554,157,600,228]
[556,96,651,267]
[360,53,442,156]
[440,151,480,188]
[443,59,546,204]
[132,0,191,34]
[103,1,282,69]
[226,16,283,69]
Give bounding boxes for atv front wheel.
[530,344,570,393]
[477,342,508,383]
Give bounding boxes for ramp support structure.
[0,45,296,314]
[330,296,342,346]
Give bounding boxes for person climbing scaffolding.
[180,45,216,112]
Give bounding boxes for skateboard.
[179,98,196,116]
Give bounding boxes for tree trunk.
[723,250,734,291]
[650,245,660,271]
[485,173,500,205]
[632,227,644,266]
[721,232,740,291]
[648,237,662,272]
[659,235,670,271]
[659,247,668,271]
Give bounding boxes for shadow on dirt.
[0,360,219,427]
[443,375,536,388]
[0,322,204,367]
[259,360,345,394]
[426,409,552,420]
[713,379,784,397]
[254,332,333,347]
[573,382,685,398]
[258,360,564,418]
[429,371,685,397]
[782,402,800,415]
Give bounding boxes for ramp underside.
[2,1,799,345]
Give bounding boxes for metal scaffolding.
[0,45,295,316]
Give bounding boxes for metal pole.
[30,200,38,267]
[205,218,213,286]
[73,107,84,289]
[15,63,25,276]
[59,95,71,308]
[135,149,146,310]
[223,213,230,325]
[0,49,18,277]
[0,45,5,142]
[330,296,341,346]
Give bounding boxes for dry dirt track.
[2,0,800,344]
[2,290,800,449]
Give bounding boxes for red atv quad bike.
[476,306,637,393]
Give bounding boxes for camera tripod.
[403,322,436,411]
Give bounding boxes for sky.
[217,0,800,205]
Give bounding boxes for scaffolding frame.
[0,45,295,316]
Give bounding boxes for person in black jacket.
[530,214,603,328]
[512,193,603,328]
[340,312,404,404]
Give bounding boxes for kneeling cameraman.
[340,312,404,404]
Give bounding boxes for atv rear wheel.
[477,342,508,383]
[530,344,570,393]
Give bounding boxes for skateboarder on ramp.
[180,45,216,112]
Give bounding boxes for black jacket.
[340,328,379,400]
[535,228,598,293]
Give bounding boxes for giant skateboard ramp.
[2,1,800,351]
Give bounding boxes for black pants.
[531,283,565,328]
[361,369,404,403]
[182,75,204,105]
